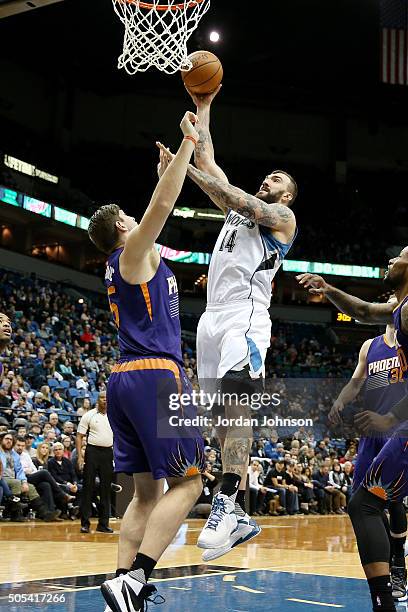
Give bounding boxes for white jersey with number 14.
[207,209,297,308]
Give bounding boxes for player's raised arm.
[187,165,296,234]
[296,274,394,324]
[186,86,229,183]
[156,144,296,236]
[121,112,198,266]
[328,339,372,424]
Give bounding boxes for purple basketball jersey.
[105,248,182,363]
[353,334,407,492]
[364,334,406,415]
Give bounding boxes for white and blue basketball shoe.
[201,503,261,561]
[197,493,238,549]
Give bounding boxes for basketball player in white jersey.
[157,87,297,559]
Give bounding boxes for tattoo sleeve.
[187,164,294,228]
[194,107,214,165]
[223,437,251,479]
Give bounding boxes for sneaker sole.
[197,537,231,549]
[202,524,262,561]
[393,592,407,601]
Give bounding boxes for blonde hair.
[36,442,50,465]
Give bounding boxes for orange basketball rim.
[115,0,204,11]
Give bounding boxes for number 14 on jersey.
[219,229,237,253]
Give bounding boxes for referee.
[76,390,114,534]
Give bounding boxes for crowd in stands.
[0,268,364,523]
[193,435,356,519]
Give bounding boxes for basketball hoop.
[112,0,211,75]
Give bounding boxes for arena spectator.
[14,436,74,518]
[76,397,91,417]
[80,325,95,345]
[0,432,59,521]
[24,433,36,458]
[51,390,72,412]
[328,463,347,513]
[62,421,75,441]
[48,413,61,437]
[204,447,222,472]
[191,461,217,518]
[0,457,25,521]
[32,392,47,412]
[39,386,53,408]
[341,461,354,503]
[31,357,55,389]
[45,430,57,445]
[312,465,345,515]
[33,442,50,469]
[293,464,317,514]
[47,442,80,500]
[284,461,300,514]
[248,460,268,516]
[62,436,72,459]
[264,459,296,515]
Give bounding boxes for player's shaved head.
[88,204,121,254]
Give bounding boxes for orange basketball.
[181,50,223,95]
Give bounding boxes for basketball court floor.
[0,515,397,612]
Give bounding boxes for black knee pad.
[219,365,264,397]
[389,501,407,537]
[349,487,390,566]
[212,402,226,420]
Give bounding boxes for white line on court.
[287,598,344,608]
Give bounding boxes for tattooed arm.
[186,86,229,213]
[156,142,295,234]
[186,163,296,235]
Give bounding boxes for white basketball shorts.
[196,299,271,395]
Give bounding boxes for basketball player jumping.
[88,112,206,612]
[329,299,408,602]
[297,248,408,612]
[158,86,298,559]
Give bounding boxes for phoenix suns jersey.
[105,248,182,363]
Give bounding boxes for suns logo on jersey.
[105,265,114,282]
[368,357,400,375]
[167,276,178,295]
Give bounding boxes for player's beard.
[255,189,284,204]
[383,268,405,291]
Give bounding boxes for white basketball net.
[112,0,211,75]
